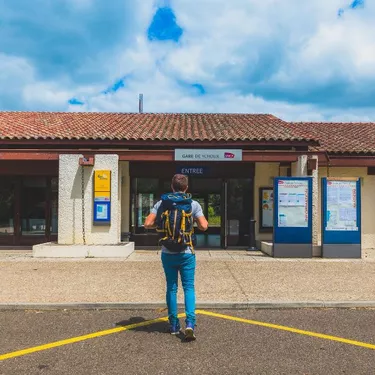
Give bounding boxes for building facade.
[1,112,375,256]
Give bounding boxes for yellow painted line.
[196,310,375,350]
[0,313,185,361]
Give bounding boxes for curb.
[1,301,375,310]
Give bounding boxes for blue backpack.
[156,192,196,252]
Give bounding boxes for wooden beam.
[3,149,375,166]
[0,152,59,160]
[0,149,325,162]
[324,158,375,167]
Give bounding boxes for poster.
[96,204,109,220]
[277,180,308,228]
[326,180,358,231]
[261,189,274,228]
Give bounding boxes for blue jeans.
[161,252,196,328]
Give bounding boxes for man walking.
[144,174,208,341]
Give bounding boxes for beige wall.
[254,162,279,241]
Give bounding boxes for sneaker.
[185,324,196,341]
[170,325,181,335]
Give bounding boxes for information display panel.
[277,180,308,228]
[326,180,358,231]
[322,178,361,258]
[273,177,313,258]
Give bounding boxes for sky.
[0,0,374,121]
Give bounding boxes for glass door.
[225,179,253,247]
[20,178,48,238]
[190,178,222,248]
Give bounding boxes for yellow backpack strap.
[178,210,186,243]
[164,210,172,237]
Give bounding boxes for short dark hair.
[172,174,188,192]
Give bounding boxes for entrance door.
[225,179,253,248]
[190,178,253,249]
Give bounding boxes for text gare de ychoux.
[181,154,220,159]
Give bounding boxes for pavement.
[1,250,375,308]
[1,309,375,374]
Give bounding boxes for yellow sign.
[94,170,111,192]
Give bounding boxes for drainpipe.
[325,151,331,177]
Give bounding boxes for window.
[21,178,47,236]
[51,177,58,235]
[0,180,15,235]
[132,178,159,230]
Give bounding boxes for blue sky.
[0,0,375,121]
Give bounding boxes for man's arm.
[196,215,208,231]
[193,201,208,231]
[144,213,157,229]
[144,200,161,229]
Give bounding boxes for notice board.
[322,178,361,245]
[274,177,312,244]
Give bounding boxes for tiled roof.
[0,112,310,142]
[290,122,375,154]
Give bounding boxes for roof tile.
[0,112,309,143]
[290,122,375,154]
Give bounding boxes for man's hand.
[144,213,157,229]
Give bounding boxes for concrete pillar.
[58,154,120,245]
[295,155,308,176]
[311,155,320,255]
[292,155,320,255]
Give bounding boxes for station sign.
[174,149,242,162]
[176,166,209,176]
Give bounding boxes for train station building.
[0,112,374,257]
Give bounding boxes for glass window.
[162,179,172,194]
[208,193,221,227]
[191,178,221,194]
[51,177,58,235]
[132,178,159,230]
[21,178,47,236]
[0,180,15,235]
[227,179,252,246]
[192,195,205,228]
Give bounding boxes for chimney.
[139,93,143,113]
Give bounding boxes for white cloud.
[1,0,375,120]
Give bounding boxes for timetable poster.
[326,180,358,231]
[277,180,308,228]
[261,189,274,228]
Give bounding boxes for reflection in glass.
[0,180,14,235]
[208,194,221,227]
[132,178,159,229]
[21,178,47,236]
[227,179,252,246]
[51,177,58,234]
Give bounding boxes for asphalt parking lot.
[1,309,374,374]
